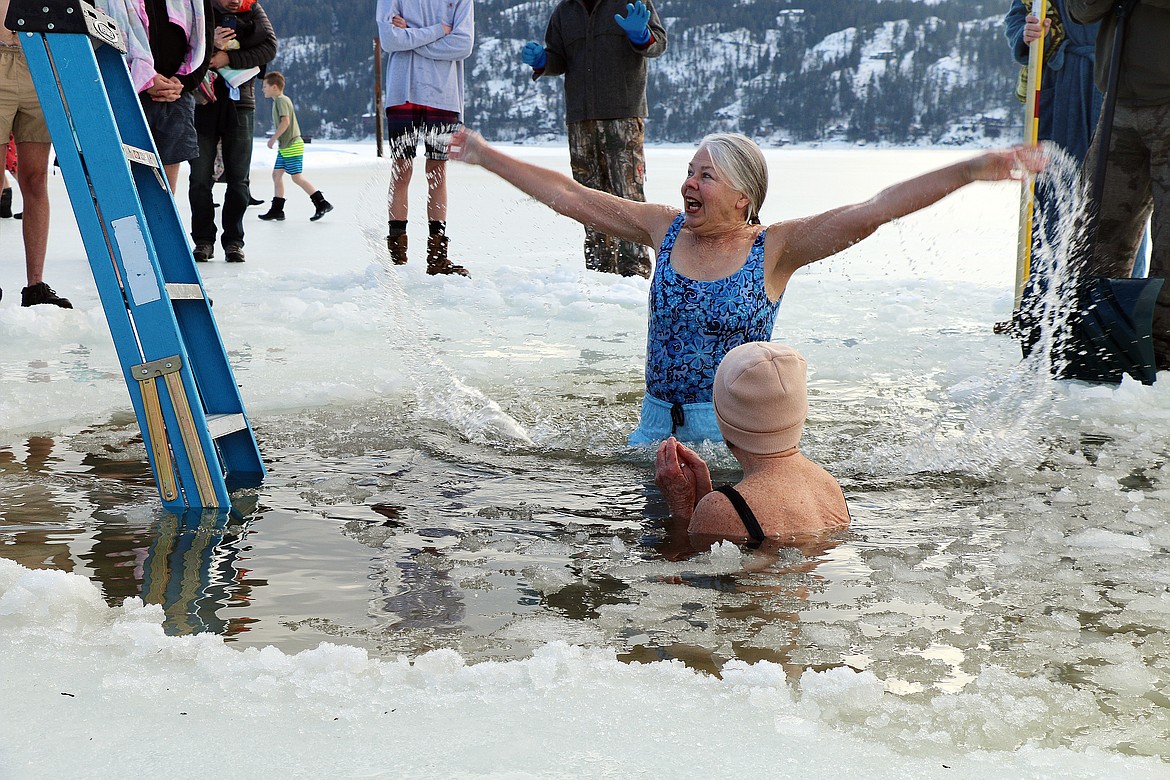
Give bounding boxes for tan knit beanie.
[713,342,808,454]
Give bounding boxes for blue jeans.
[189,107,254,250]
[627,393,723,447]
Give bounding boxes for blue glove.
[521,41,547,69]
[614,1,651,45]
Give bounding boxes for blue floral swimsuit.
[628,214,782,446]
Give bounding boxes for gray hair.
[697,133,768,224]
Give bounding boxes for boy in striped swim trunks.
[258,71,333,222]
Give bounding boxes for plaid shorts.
[385,103,461,161]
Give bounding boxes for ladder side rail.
[94,44,265,488]
[35,33,230,508]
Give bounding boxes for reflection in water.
[0,430,260,638]
[140,508,259,638]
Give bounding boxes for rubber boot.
[386,232,408,265]
[426,234,469,277]
[0,187,11,219]
[310,191,333,222]
[258,197,285,221]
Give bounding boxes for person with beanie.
[654,342,850,542]
[258,71,333,226]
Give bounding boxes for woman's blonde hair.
[697,133,768,224]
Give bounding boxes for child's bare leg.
[291,173,316,196]
[272,168,285,199]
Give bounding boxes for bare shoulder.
[688,490,752,541]
[642,204,684,249]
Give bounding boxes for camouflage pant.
[567,117,651,278]
[1084,101,1170,365]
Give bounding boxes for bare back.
[689,452,850,542]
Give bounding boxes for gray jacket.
[377,0,475,115]
[1067,0,1170,106]
[538,0,667,124]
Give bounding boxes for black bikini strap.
[715,485,766,543]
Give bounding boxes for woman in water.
[448,129,1044,446]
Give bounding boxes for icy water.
[1,144,1169,777]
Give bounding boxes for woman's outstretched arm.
[449,128,676,247]
[765,146,1047,279]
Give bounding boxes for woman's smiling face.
[681,147,748,231]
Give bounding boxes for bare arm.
[267,115,290,148]
[448,128,675,247]
[767,146,1046,280]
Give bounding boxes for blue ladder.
[7,0,265,510]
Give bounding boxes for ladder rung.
[206,413,248,439]
[166,283,205,300]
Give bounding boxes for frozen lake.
[1,142,1168,777]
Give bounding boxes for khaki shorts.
[0,46,51,144]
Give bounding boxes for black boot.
[0,187,11,219]
[426,234,469,277]
[258,197,285,221]
[21,282,73,309]
[310,191,333,222]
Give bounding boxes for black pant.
[189,108,254,249]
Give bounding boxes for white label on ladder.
[112,216,161,306]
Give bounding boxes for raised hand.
[968,144,1048,183]
[447,127,486,166]
[520,40,547,69]
[654,437,713,521]
[613,1,651,45]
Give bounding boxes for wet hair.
[264,71,285,90]
[697,133,768,225]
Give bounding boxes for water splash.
[354,161,534,446]
[843,147,1102,478]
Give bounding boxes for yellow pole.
[1014,0,1048,309]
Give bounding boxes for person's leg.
[424,158,446,222]
[389,157,413,221]
[290,172,316,195]
[420,120,466,276]
[0,166,10,219]
[1085,104,1150,280]
[258,164,286,222]
[272,167,286,198]
[1138,103,1170,368]
[219,108,253,250]
[188,128,219,248]
[14,140,49,285]
[163,164,181,193]
[567,120,612,272]
[603,117,651,278]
